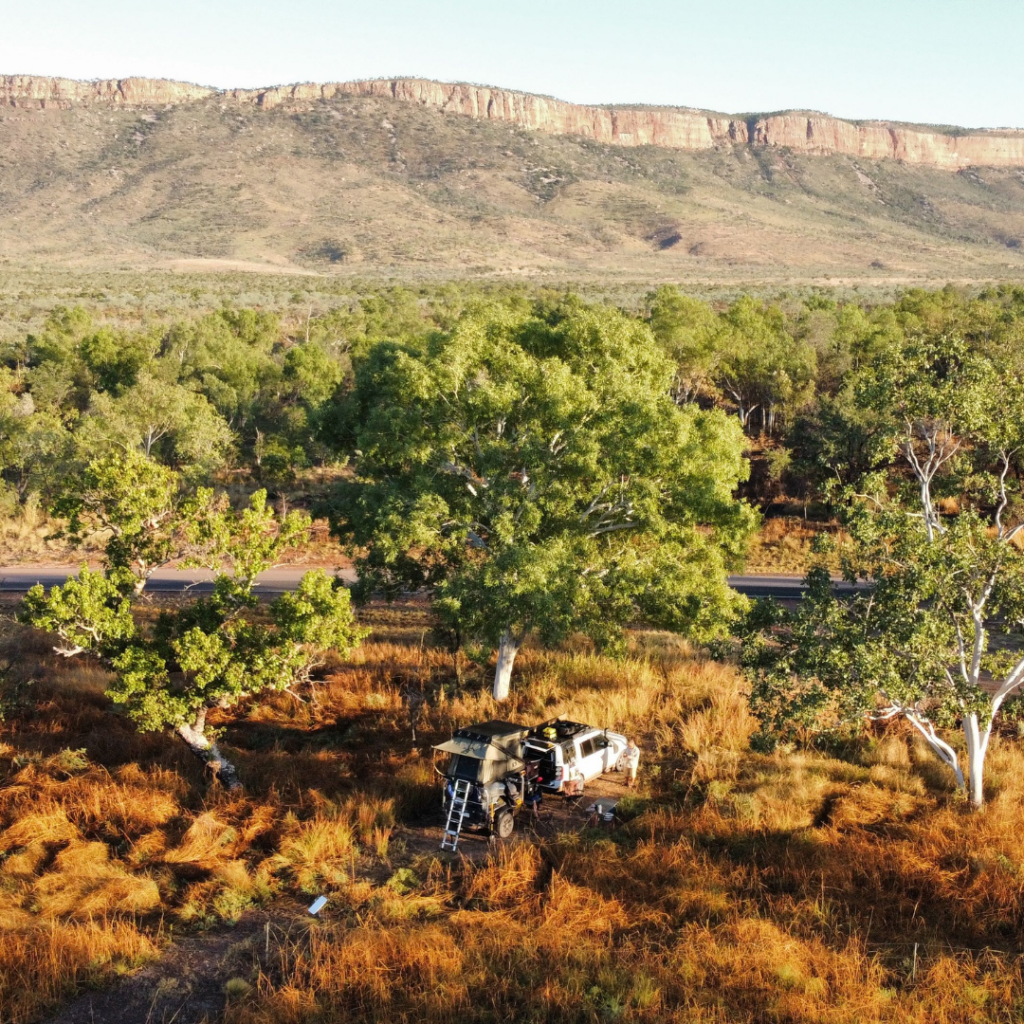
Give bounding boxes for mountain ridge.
[3,76,1024,280]
[5,74,1024,171]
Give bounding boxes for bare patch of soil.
[42,903,310,1024]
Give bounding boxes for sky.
[3,0,1022,128]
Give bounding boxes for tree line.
[5,283,1024,511]
[10,283,1024,806]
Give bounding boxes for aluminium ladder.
[440,778,472,851]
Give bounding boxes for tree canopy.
[742,336,1024,808]
[327,300,756,699]
[21,451,365,787]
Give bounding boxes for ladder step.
[441,778,474,851]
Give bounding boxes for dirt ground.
[42,904,307,1024]
[412,772,633,859]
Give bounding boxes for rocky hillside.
[2,74,1024,281]
[6,74,1024,170]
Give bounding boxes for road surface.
[0,565,860,601]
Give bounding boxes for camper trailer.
[433,720,534,848]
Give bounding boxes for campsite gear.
[586,798,619,828]
[434,721,533,849]
[434,718,627,849]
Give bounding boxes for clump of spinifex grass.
[5,606,1024,1022]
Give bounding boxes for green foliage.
[647,287,721,402]
[182,488,311,591]
[283,344,343,410]
[20,458,365,778]
[20,567,136,657]
[50,448,179,592]
[81,373,233,474]
[328,299,756,686]
[715,296,816,434]
[79,327,156,392]
[741,337,1024,804]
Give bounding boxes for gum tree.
[327,301,756,700]
[743,338,1024,809]
[21,452,364,787]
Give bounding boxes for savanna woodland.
[6,278,1024,1023]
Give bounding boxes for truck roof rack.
[530,718,590,739]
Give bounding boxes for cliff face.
[4,73,1023,170]
[753,115,1024,171]
[225,78,750,149]
[1,75,214,108]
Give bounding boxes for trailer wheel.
[493,809,515,839]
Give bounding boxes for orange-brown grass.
[5,607,1024,1022]
[745,516,847,575]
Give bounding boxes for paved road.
[0,565,859,600]
[0,564,358,595]
[726,574,864,599]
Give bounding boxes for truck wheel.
[493,809,515,839]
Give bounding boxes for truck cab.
[523,718,628,793]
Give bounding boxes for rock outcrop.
[225,78,750,149]
[752,114,1024,171]
[1,74,214,108]
[5,73,1024,170]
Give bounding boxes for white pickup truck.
[523,718,629,793]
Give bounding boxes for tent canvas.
[433,736,525,770]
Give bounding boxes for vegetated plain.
[5,277,1024,1022]
[6,603,1024,1024]
[3,90,1024,283]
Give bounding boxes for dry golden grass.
[744,516,847,575]
[4,606,1024,1022]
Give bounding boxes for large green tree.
[21,452,364,787]
[647,286,722,404]
[714,297,816,435]
[328,301,756,700]
[743,338,1024,809]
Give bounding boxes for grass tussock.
[4,604,1024,1021]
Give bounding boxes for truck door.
[524,742,559,788]
[576,735,605,780]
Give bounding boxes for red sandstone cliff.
[1,74,214,108]
[4,74,1023,170]
[752,114,1024,171]
[223,78,749,149]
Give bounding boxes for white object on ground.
[308,896,328,916]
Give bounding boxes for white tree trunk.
[492,631,521,702]
[905,712,965,793]
[963,712,985,811]
[177,712,241,790]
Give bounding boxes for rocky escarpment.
[226,78,750,150]
[4,74,1023,170]
[1,74,215,108]
[753,114,1024,171]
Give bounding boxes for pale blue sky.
[3,0,1021,128]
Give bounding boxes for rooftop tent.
[433,736,520,761]
[433,720,531,781]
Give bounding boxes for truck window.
[579,737,597,758]
[448,755,482,782]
